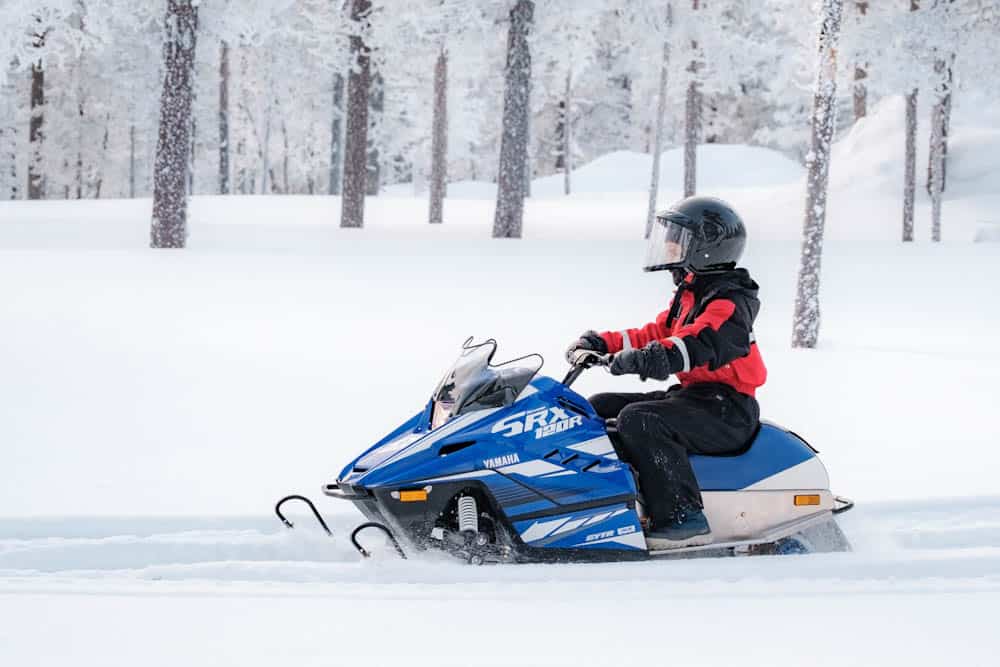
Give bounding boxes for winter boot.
[645,510,713,550]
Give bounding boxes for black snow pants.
[589,383,760,529]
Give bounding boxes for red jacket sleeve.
[655,298,754,373]
[598,310,672,354]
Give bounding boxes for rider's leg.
[589,391,668,465]
[615,383,759,539]
[588,391,667,420]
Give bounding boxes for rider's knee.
[588,393,619,419]
[616,402,651,438]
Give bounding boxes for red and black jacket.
[599,269,767,397]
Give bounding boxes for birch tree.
[492,0,534,239]
[150,0,199,248]
[792,0,843,349]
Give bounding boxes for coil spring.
[457,495,478,534]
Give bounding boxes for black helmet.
[644,196,747,273]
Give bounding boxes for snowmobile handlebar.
[562,350,612,387]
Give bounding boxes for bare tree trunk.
[852,2,868,120]
[903,88,917,242]
[792,0,843,349]
[683,0,700,198]
[927,54,953,242]
[129,123,136,198]
[28,54,45,199]
[281,120,290,194]
[341,0,372,227]
[75,99,84,199]
[683,81,699,198]
[492,0,534,239]
[189,117,197,195]
[366,72,383,196]
[524,102,532,199]
[329,72,344,195]
[562,67,572,196]
[554,100,566,172]
[236,48,250,194]
[2,121,15,199]
[261,98,271,194]
[219,40,230,194]
[646,35,670,238]
[428,46,448,224]
[150,0,199,249]
[0,68,15,199]
[95,116,109,198]
[852,72,867,120]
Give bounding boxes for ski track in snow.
[3,498,1000,597]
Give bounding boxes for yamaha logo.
[483,453,520,469]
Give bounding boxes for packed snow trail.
[3,498,999,667]
[3,497,1000,590]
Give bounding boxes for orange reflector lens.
[794,494,821,506]
[399,489,428,502]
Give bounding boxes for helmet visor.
[644,216,693,272]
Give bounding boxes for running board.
[648,510,834,557]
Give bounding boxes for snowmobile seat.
[689,422,817,491]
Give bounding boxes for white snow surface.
[2,98,1000,665]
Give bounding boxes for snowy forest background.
[1,0,999,348]
[2,1,996,206]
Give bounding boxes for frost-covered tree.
[904,0,921,242]
[618,0,674,236]
[531,0,605,196]
[851,2,869,120]
[218,39,231,193]
[150,0,199,248]
[329,72,344,195]
[429,44,447,223]
[366,70,383,196]
[792,0,843,349]
[493,0,534,239]
[683,0,701,198]
[341,0,372,228]
[0,2,87,199]
[28,25,46,200]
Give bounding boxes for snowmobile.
[277,338,852,563]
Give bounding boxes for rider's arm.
[598,309,671,354]
[653,295,755,374]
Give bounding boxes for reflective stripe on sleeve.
[620,331,633,351]
[666,336,690,373]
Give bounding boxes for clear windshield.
[431,339,543,429]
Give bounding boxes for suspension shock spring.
[457,495,478,534]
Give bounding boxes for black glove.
[565,330,607,364]
[609,342,673,381]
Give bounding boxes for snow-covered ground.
[2,97,999,665]
[3,497,1000,666]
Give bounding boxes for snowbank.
[831,95,1000,201]
[388,144,804,199]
